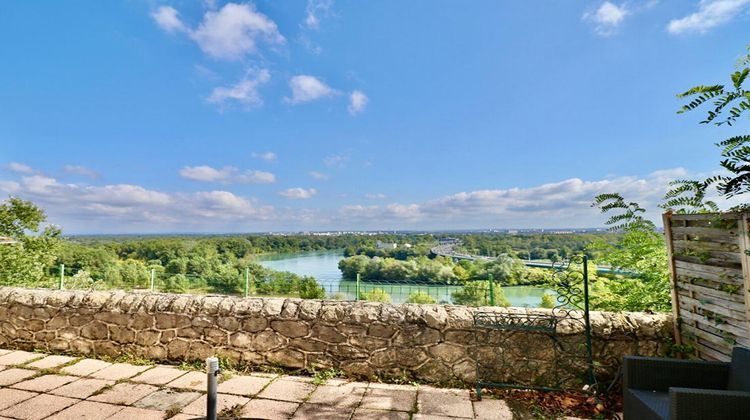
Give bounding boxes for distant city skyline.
[1,1,748,233]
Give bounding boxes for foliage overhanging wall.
[664,211,750,360]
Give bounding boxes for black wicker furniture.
[623,346,750,420]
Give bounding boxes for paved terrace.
[0,348,539,419]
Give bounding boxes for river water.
[254,250,551,307]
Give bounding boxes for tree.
[0,197,61,284]
[676,46,750,208]
[540,293,556,309]
[299,277,326,299]
[659,180,719,214]
[451,281,510,307]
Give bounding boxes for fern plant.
[659,179,719,214]
[591,193,654,231]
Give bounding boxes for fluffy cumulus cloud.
[151,3,285,60]
[0,168,275,233]
[667,0,750,34]
[252,151,277,162]
[348,90,368,115]
[583,2,629,36]
[179,165,276,184]
[62,165,100,180]
[278,187,317,199]
[207,69,271,109]
[285,75,336,104]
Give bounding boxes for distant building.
[376,240,397,250]
[438,237,460,246]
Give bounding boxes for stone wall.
[0,287,673,385]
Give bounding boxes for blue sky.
[1,1,748,233]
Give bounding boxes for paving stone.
[258,378,316,402]
[11,374,78,392]
[50,378,115,399]
[0,351,44,366]
[0,368,37,386]
[131,366,187,385]
[60,359,111,377]
[360,383,417,412]
[166,370,207,391]
[417,387,473,419]
[25,355,77,370]
[353,409,412,420]
[108,406,166,420]
[0,388,38,411]
[89,362,151,381]
[292,402,353,419]
[0,394,78,420]
[88,382,159,405]
[0,349,12,356]
[307,381,367,409]
[242,398,299,419]
[133,388,201,411]
[45,401,123,420]
[473,398,513,420]
[218,374,272,396]
[413,415,461,420]
[168,415,203,420]
[181,393,250,415]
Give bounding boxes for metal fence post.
[488,273,495,306]
[206,357,220,420]
[150,269,155,292]
[59,264,65,290]
[244,267,250,298]
[582,256,595,386]
[356,273,361,301]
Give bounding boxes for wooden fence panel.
[664,212,750,361]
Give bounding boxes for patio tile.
[50,378,115,399]
[352,409,412,420]
[292,402,353,419]
[417,386,473,419]
[89,362,151,381]
[473,398,513,420]
[130,365,187,385]
[0,394,78,420]
[45,401,123,420]
[218,374,272,396]
[60,359,111,377]
[0,388,38,411]
[258,378,316,402]
[360,383,417,412]
[108,406,165,420]
[181,393,250,415]
[169,415,203,420]
[0,351,44,366]
[133,388,201,411]
[241,398,299,419]
[88,382,159,405]
[26,355,77,370]
[307,381,367,409]
[0,368,37,386]
[166,370,207,391]
[11,374,78,392]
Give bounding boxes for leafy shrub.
[451,281,510,307]
[539,293,556,309]
[361,288,392,303]
[299,276,326,299]
[405,291,436,304]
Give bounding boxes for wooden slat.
[674,260,744,278]
[679,310,748,338]
[695,340,731,362]
[738,214,750,335]
[678,294,746,321]
[673,239,741,253]
[671,226,738,239]
[677,282,745,304]
[663,212,682,348]
[673,255,742,268]
[671,213,742,221]
[677,288,747,313]
[682,324,733,358]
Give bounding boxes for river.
[254,250,552,307]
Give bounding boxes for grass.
[311,367,343,385]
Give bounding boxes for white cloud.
[309,171,329,180]
[285,75,336,104]
[0,174,275,233]
[364,193,386,199]
[152,3,285,61]
[5,162,34,174]
[304,0,334,29]
[63,165,100,180]
[252,151,277,162]
[323,154,348,168]
[667,0,750,34]
[348,90,368,115]
[179,165,276,184]
[151,6,187,34]
[207,69,271,110]
[279,187,317,199]
[583,2,629,36]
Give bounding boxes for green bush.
[451,281,510,307]
[361,288,392,303]
[539,293,556,309]
[405,291,436,304]
[163,274,188,293]
[299,277,326,299]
